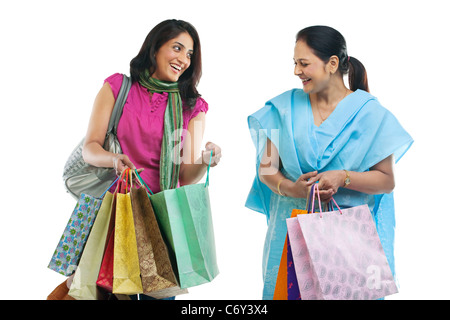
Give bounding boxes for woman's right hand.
[286,171,319,198]
[112,154,138,175]
[291,171,333,202]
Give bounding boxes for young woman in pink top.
[79,19,220,300]
[82,19,221,196]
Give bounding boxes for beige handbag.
[62,74,131,199]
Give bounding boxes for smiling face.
[151,32,194,82]
[293,40,334,93]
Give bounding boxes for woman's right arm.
[82,83,136,173]
[258,138,322,198]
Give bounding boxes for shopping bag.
[47,279,76,300]
[48,193,103,276]
[148,159,219,289]
[287,234,302,300]
[112,169,143,294]
[273,209,306,300]
[96,218,115,292]
[68,191,114,299]
[96,175,124,292]
[274,186,315,300]
[287,213,323,300]
[130,181,188,298]
[294,184,398,300]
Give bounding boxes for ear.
[326,55,339,74]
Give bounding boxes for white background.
[0,0,448,300]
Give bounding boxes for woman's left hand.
[202,141,222,167]
[307,170,345,201]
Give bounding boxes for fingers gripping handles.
[307,183,342,218]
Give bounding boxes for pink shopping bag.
[289,184,398,300]
[286,216,323,300]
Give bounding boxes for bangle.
[277,178,286,196]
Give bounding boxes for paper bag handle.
[311,183,342,218]
[204,151,213,187]
[99,176,120,198]
[133,169,154,195]
[132,151,213,196]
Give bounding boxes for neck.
[310,77,350,110]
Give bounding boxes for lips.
[301,78,311,84]
[170,63,182,73]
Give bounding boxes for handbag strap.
[107,74,132,135]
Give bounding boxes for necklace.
[313,89,351,124]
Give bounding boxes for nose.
[177,53,189,67]
[294,64,303,76]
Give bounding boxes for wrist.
[277,178,286,196]
[111,153,121,170]
[342,170,350,187]
[279,178,297,198]
[201,150,211,167]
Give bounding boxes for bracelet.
[277,178,286,196]
[343,169,351,187]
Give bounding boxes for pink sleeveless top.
[105,73,209,194]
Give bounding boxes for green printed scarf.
[139,70,183,191]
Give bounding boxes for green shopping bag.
[135,157,219,289]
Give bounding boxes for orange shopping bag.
[273,209,307,300]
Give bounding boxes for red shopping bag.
[96,171,129,292]
[96,207,115,292]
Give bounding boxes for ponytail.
[348,56,369,92]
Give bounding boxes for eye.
[294,60,308,67]
[187,52,193,59]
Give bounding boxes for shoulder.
[353,90,409,136]
[193,96,208,113]
[267,88,305,106]
[103,73,124,100]
[249,88,305,119]
[104,72,124,84]
[184,96,209,121]
[355,90,391,117]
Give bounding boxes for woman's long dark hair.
[296,26,369,92]
[130,19,202,108]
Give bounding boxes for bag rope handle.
[310,183,342,218]
[133,150,214,195]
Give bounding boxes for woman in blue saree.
[246,26,413,300]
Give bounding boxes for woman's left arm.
[307,154,395,199]
[179,112,222,185]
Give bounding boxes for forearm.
[259,167,286,195]
[82,141,116,168]
[259,165,310,198]
[344,170,395,194]
[179,162,208,185]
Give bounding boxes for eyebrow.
[175,41,194,53]
[293,58,309,62]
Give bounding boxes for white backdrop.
[1,0,448,300]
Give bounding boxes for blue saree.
[246,89,413,300]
